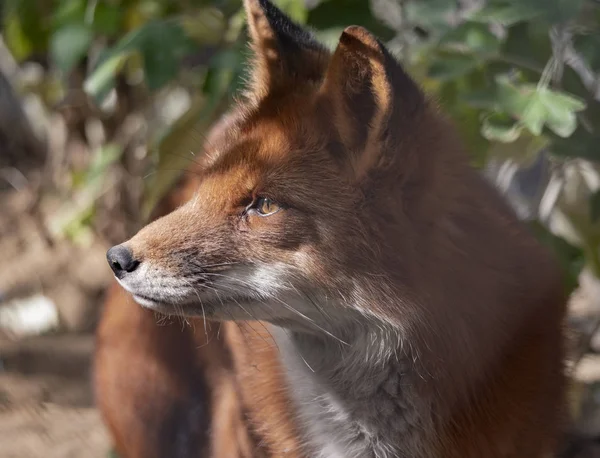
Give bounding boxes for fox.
[94,0,569,457]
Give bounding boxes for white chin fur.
[132,295,160,309]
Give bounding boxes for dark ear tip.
[338,26,386,66]
[340,26,381,49]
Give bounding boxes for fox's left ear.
[321,26,424,181]
[243,0,329,100]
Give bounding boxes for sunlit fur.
[95,1,568,457]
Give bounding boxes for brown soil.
[0,335,111,458]
[0,185,113,458]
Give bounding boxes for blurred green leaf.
[488,129,549,165]
[481,113,522,142]
[50,23,93,73]
[530,88,585,137]
[520,94,546,136]
[2,1,49,60]
[3,12,33,61]
[441,22,502,54]
[469,2,543,26]
[472,0,585,26]
[84,50,136,102]
[307,0,395,41]
[494,75,531,115]
[542,89,587,112]
[518,0,586,23]
[137,21,193,90]
[540,89,583,138]
[428,55,479,81]
[203,50,237,100]
[461,87,499,110]
[85,19,195,102]
[491,77,586,137]
[500,21,551,75]
[181,8,226,45]
[273,0,308,23]
[93,3,123,36]
[51,0,86,29]
[405,0,458,29]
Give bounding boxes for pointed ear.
[321,26,424,180]
[243,0,329,100]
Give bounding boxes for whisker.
[206,282,280,350]
[271,295,349,346]
[182,278,208,339]
[182,278,316,369]
[217,320,223,340]
[203,272,349,346]
[292,282,336,330]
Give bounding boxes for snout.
[106,245,140,279]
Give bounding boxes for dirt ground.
[0,334,111,458]
[0,187,113,458]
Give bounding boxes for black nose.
[106,245,139,277]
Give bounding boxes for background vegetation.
[4,0,600,286]
[1,0,600,456]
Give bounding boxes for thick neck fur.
[271,323,433,458]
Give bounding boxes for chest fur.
[271,327,433,458]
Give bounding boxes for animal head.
[107,0,465,332]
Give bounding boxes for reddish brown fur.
[95,0,568,456]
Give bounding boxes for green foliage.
[468,2,543,26]
[474,76,587,140]
[308,0,395,41]
[86,18,197,102]
[50,23,93,73]
[3,0,600,291]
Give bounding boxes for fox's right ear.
[243,0,329,101]
[320,26,424,181]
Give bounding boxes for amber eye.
[255,197,281,216]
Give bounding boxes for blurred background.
[1,0,600,456]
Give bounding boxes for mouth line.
[132,294,220,319]
[115,275,257,318]
[115,276,186,308]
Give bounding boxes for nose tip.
[106,245,139,277]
